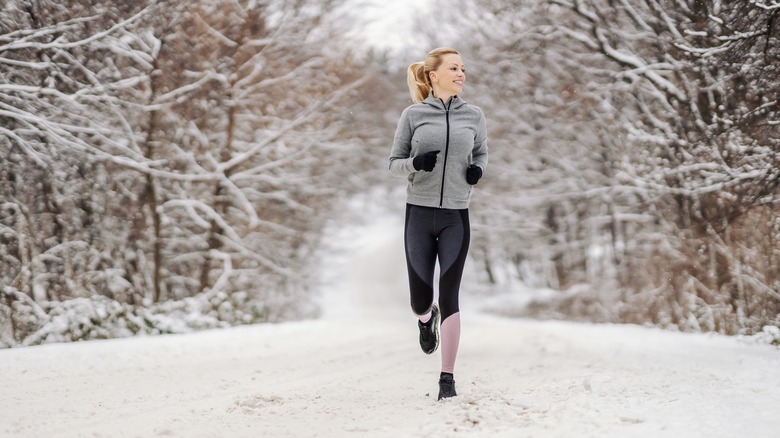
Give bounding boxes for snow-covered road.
[2,213,779,437]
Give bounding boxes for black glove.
[412,150,440,172]
[466,164,483,185]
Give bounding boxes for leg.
[404,204,437,318]
[435,209,470,374]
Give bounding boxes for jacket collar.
[422,92,466,110]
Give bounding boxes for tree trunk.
[143,63,164,303]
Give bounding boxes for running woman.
[388,47,488,400]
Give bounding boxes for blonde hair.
[406,47,460,103]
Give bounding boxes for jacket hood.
[422,93,467,111]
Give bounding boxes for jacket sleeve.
[388,107,417,177]
[472,108,488,172]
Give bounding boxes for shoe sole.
[429,304,440,355]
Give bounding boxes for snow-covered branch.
[593,28,687,102]
[194,12,239,48]
[151,71,227,106]
[0,6,152,52]
[219,74,370,174]
[751,0,780,11]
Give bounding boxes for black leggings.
[404,204,470,322]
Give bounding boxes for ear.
[429,71,437,83]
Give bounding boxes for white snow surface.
[2,207,779,437]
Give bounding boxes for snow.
[1,203,779,437]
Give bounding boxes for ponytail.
[405,47,460,104]
[407,62,430,103]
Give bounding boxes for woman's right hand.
[413,150,440,172]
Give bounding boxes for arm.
[472,108,488,172]
[388,108,416,177]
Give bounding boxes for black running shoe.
[438,373,456,400]
[418,303,440,355]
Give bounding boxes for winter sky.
[351,0,434,52]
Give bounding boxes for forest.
[1,0,778,347]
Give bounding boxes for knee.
[411,297,433,316]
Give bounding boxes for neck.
[432,88,455,103]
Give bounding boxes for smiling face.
[429,53,465,100]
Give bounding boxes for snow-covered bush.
[739,325,780,347]
[1,285,318,348]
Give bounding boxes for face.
[429,53,465,98]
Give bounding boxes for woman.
[388,47,488,400]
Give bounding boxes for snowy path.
[1,215,779,438]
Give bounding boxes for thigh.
[436,209,470,276]
[436,209,470,320]
[405,205,438,280]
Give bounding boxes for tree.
[0,0,380,346]
[419,0,779,333]
[1,1,156,303]
[553,0,780,332]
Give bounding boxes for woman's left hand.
[466,164,483,185]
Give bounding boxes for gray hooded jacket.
[389,94,488,209]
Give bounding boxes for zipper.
[439,98,452,207]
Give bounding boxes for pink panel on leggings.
[440,312,461,374]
